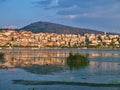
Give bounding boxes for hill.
[20,21,104,34]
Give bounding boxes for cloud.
[59,1,120,20]
[34,0,120,18]
[51,0,59,6]
[33,0,60,9]
[34,0,51,6]
[65,15,78,19]
[3,25,18,29]
[56,14,78,19]
[34,0,114,9]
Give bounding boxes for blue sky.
[0,0,120,33]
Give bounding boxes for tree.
[85,36,90,47]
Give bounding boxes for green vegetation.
[66,53,89,70]
[0,53,4,58]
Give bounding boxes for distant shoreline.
[0,47,120,51]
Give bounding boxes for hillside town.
[0,29,120,49]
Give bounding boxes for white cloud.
[56,14,78,19]
[48,0,60,7]
[79,13,98,17]
[66,15,78,19]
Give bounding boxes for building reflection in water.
[1,51,68,68]
[0,51,69,74]
[0,50,119,74]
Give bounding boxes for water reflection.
[0,52,67,68]
[1,49,120,90]
[66,53,89,70]
[22,64,66,75]
[0,51,68,74]
[0,49,120,75]
[0,50,90,74]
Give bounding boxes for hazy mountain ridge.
[20,21,104,34]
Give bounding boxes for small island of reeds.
[0,53,4,58]
[66,53,89,70]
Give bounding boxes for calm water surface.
[0,49,120,90]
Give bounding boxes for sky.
[0,0,120,33]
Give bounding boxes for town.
[0,29,120,49]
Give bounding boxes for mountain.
[21,21,104,34]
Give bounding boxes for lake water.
[0,49,120,90]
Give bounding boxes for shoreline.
[0,47,120,52]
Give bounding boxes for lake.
[0,48,120,90]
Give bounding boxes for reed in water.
[66,53,89,70]
[0,53,4,58]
